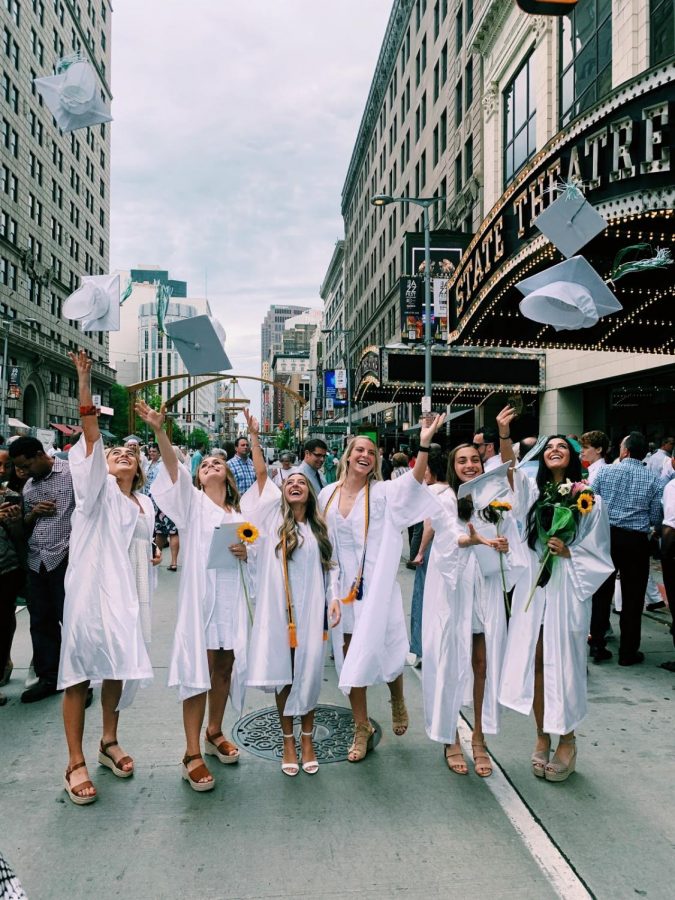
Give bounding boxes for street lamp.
[322,327,352,436]
[371,193,445,410]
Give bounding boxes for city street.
[1,559,673,900]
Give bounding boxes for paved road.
[1,560,673,900]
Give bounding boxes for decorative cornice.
[341,0,414,214]
[482,81,499,119]
[470,0,514,57]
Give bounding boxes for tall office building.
[260,303,308,431]
[1,0,116,436]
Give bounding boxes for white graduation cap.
[165,315,232,375]
[516,256,622,331]
[34,58,112,133]
[534,190,606,258]
[456,460,512,510]
[63,273,121,331]
[516,435,548,468]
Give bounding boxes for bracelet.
[79,405,98,417]
[418,445,431,453]
[499,433,511,440]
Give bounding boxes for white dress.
[319,472,441,693]
[422,491,527,743]
[241,478,332,716]
[151,464,249,708]
[499,470,613,735]
[58,437,154,709]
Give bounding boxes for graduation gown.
[499,469,613,735]
[241,478,332,717]
[58,437,154,708]
[319,472,441,693]
[151,464,249,708]
[422,490,527,742]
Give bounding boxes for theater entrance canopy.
[447,64,674,354]
[354,344,545,405]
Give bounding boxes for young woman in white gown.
[59,351,159,805]
[422,443,526,776]
[138,402,250,793]
[318,414,445,762]
[241,411,340,776]
[496,406,613,782]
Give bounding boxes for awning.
[8,417,29,429]
[51,423,74,435]
[99,428,115,439]
[71,425,83,434]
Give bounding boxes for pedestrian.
[407,452,449,667]
[379,447,393,480]
[144,442,181,572]
[322,447,338,485]
[645,435,674,474]
[318,415,445,762]
[0,449,25,706]
[297,438,329,494]
[390,452,409,479]
[227,436,256,495]
[143,404,250,793]
[589,432,666,665]
[59,351,159,806]
[473,427,499,470]
[422,442,525,776]
[497,407,613,783]
[580,430,609,485]
[242,410,340,776]
[8,435,76,703]
[658,476,675,672]
[271,451,295,488]
[190,444,206,478]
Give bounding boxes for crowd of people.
[1,351,674,807]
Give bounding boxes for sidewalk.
[1,561,673,900]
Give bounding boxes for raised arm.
[243,408,267,494]
[68,349,99,456]
[135,400,178,484]
[496,405,518,489]
[412,412,447,483]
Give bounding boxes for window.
[464,135,473,181]
[434,0,440,38]
[559,0,612,127]
[456,6,463,53]
[433,60,440,101]
[455,153,462,194]
[441,42,448,85]
[420,150,426,189]
[503,54,536,186]
[440,109,447,154]
[455,77,463,126]
[466,0,473,30]
[433,123,439,166]
[465,58,473,107]
[650,0,674,65]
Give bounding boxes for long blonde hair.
[275,475,333,571]
[336,435,383,483]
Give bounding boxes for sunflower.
[237,522,259,543]
[489,500,512,511]
[576,493,594,515]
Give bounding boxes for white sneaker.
[406,653,422,668]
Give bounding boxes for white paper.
[206,522,242,571]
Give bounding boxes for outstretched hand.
[243,408,259,437]
[68,349,92,380]
[419,412,446,446]
[464,523,509,553]
[135,399,165,432]
[496,405,517,436]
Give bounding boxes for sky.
[110,0,393,411]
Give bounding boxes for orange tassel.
[323,630,328,642]
[288,622,298,649]
[341,581,359,605]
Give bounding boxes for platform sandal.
[205,730,240,765]
[531,729,551,778]
[64,761,97,805]
[347,722,375,763]
[545,736,577,783]
[181,753,215,792]
[98,740,134,778]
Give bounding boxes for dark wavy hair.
[447,443,485,522]
[525,434,582,550]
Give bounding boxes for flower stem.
[239,559,253,625]
[497,517,510,616]
[524,549,551,613]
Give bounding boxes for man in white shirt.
[646,436,674,473]
[580,430,609,485]
[474,428,500,471]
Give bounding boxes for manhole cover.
[232,704,382,763]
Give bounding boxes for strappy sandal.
[204,729,240,765]
[181,753,215,792]
[390,697,409,736]
[98,740,134,778]
[545,736,577,783]
[471,740,493,778]
[347,722,375,763]
[531,729,550,778]
[444,743,468,775]
[281,733,299,776]
[64,761,97,805]
[300,730,319,775]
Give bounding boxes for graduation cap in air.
[34,57,112,133]
[516,435,548,469]
[516,256,622,331]
[456,460,512,510]
[165,315,232,375]
[534,186,606,258]
[63,273,121,331]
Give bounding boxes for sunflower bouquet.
[237,522,259,623]
[524,480,595,612]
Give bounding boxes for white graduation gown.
[151,464,249,708]
[499,470,613,735]
[58,437,154,709]
[319,473,441,693]
[422,491,527,742]
[241,478,331,717]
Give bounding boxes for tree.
[188,427,210,450]
[275,425,292,451]
[109,383,129,440]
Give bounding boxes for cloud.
[110,0,392,412]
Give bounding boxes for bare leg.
[63,680,95,796]
[470,634,491,776]
[300,710,317,768]
[387,672,404,702]
[206,649,234,735]
[533,628,550,755]
[100,679,133,772]
[169,533,180,568]
[348,686,369,726]
[183,692,212,784]
[275,685,298,769]
[387,672,408,736]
